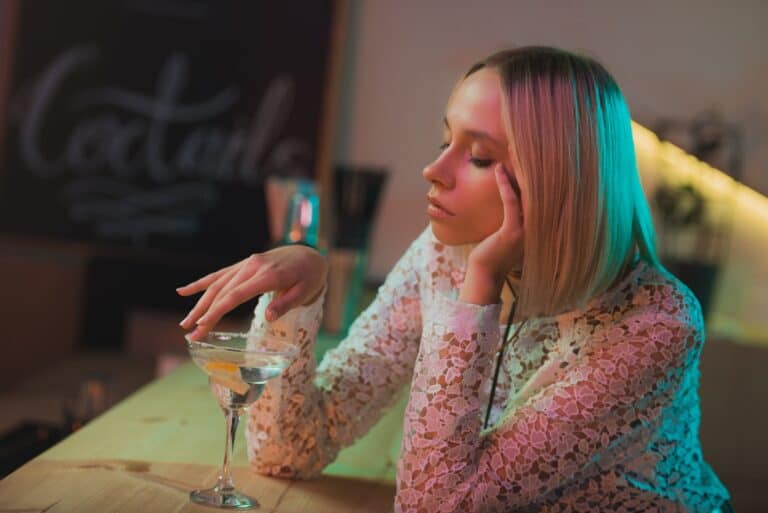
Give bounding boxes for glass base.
[190,486,260,510]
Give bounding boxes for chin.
[430,221,481,246]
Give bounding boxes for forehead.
[444,68,506,146]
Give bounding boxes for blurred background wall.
[0,1,766,509]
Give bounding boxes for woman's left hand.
[459,164,524,305]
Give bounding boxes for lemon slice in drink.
[206,361,238,373]
[205,360,249,395]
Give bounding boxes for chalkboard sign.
[0,0,339,259]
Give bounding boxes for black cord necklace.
[483,278,525,430]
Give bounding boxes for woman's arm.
[395,292,701,512]
[245,229,429,478]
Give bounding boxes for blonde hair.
[466,46,659,319]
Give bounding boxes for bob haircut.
[465,46,659,319]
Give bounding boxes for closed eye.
[470,157,494,168]
[438,142,494,168]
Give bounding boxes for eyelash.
[438,143,495,168]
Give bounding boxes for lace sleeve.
[245,229,428,478]
[396,290,702,512]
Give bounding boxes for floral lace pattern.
[245,226,729,512]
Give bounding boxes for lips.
[426,195,454,216]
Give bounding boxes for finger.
[265,283,303,321]
[176,263,238,296]
[495,165,522,233]
[188,323,212,342]
[197,270,284,327]
[179,266,239,328]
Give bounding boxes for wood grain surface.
[0,361,396,513]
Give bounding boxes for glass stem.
[218,407,240,491]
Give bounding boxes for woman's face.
[423,68,521,247]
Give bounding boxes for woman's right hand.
[177,245,328,338]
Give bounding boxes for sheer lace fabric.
[245,226,729,512]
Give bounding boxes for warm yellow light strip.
[631,121,767,214]
[631,121,768,346]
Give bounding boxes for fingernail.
[266,308,276,322]
[179,316,189,327]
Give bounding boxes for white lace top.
[245,226,730,512]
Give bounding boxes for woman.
[178,47,731,512]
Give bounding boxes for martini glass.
[186,331,297,509]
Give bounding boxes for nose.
[422,153,455,189]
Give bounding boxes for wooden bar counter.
[0,362,396,513]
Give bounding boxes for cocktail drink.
[186,331,297,509]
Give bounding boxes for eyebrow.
[443,117,505,149]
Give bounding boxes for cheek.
[443,177,504,243]
[474,197,504,239]
[469,180,505,234]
